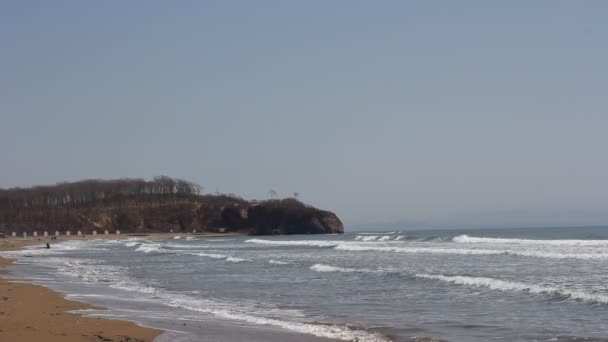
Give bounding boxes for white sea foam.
[173,236,182,239]
[355,235,386,241]
[415,273,608,304]
[164,243,209,250]
[242,237,608,260]
[226,257,248,263]
[194,252,249,263]
[165,295,389,342]
[110,283,157,294]
[28,253,387,341]
[245,238,338,247]
[335,244,501,255]
[30,256,162,297]
[135,243,163,253]
[310,263,371,273]
[355,235,376,241]
[335,244,608,260]
[124,241,140,247]
[0,240,101,257]
[100,239,122,244]
[268,260,291,265]
[507,250,608,260]
[195,252,228,259]
[453,235,608,246]
[186,237,197,240]
[355,235,403,242]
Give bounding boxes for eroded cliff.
[0,178,344,235]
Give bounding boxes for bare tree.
[0,176,204,210]
[269,189,277,199]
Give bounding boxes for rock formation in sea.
[0,177,343,235]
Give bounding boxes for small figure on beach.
[46,243,50,249]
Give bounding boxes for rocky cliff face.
[246,200,344,235]
[0,178,344,235]
[0,196,343,236]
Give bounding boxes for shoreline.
[0,232,243,342]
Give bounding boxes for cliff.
[0,178,344,235]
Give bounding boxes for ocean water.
[3,226,608,342]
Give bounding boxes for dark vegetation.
[0,177,344,235]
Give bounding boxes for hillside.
[0,177,344,235]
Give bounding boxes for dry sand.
[0,232,242,342]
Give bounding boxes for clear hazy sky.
[2,1,607,228]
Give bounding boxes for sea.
[3,226,608,342]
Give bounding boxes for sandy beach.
[0,232,241,342]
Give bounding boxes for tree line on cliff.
[0,176,202,209]
[0,177,344,235]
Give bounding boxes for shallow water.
[3,226,608,341]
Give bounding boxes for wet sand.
[0,232,242,342]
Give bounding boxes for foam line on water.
[163,243,211,250]
[134,243,164,253]
[225,257,247,263]
[195,252,228,259]
[268,260,291,265]
[335,244,501,255]
[23,253,388,342]
[415,273,608,304]
[355,235,397,241]
[245,238,339,247]
[453,235,608,246]
[310,263,372,273]
[194,252,250,263]
[334,244,608,260]
[165,295,389,342]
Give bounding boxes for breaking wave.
[134,243,164,253]
[415,273,608,304]
[245,238,339,247]
[453,235,608,246]
[310,263,371,273]
[335,244,501,255]
[165,294,389,342]
[246,238,608,260]
[268,260,291,265]
[226,257,248,263]
[22,253,386,341]
[335,244,608,260]
[195,252,229,259]
[354,235,397,241]
[195,252,249,263]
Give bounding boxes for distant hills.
[0,177,343,235]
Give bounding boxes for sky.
[1,1,608,228]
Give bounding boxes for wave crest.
[453,235,608,246]
[245,238,338,247]
[310,263,370,273]
[416,273,608,304]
